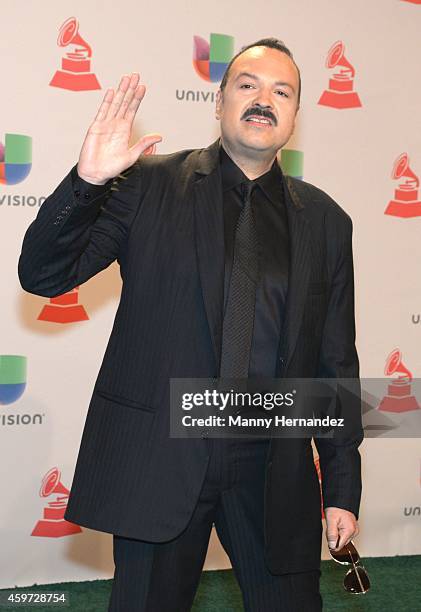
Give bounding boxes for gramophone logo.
[193,33,234,82]
[50,17,101,91]
[378,348,420,413]
[318,41,362,109]
[279,149,304,180]
[38,286,89,324]
[0,134,32,186]
[385,153,421,218]
[31,467,82,537]
[0,355,26,405]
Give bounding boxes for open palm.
[77,73,162,185]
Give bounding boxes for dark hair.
[219,37,301,107]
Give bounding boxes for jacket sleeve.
[18,162,143,298]
[313,212,364,519]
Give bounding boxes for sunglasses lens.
[330,541,359,565]
[343,566,370,594]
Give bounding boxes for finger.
[116,73,141,119]
[128,133,162,163]
[336,529,355,551]
[94,88,115,122]
[124,84,147,123]
[143,143,156,156]
[326,525,339,549]
[105,74,132,120]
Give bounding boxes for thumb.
[326,522,339,550]
[129,133,162,162]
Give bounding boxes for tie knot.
[242,180,255,202]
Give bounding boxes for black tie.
[220,180,259,378]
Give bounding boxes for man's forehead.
[230,47,298,82]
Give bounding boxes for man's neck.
[220,137,277,180]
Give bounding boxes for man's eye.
[276,90,288,97]
[240,84,254,89]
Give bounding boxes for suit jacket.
[18,138,363,574]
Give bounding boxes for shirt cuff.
[71,164,113,204]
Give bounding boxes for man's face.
[216,47,300,159]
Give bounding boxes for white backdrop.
[1,0,421,588]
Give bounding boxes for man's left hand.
[324,506,359,552]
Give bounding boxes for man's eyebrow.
[234,72,259,82]
[234,72,295,92]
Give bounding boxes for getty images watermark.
[170,378,421,439]
[180,388,345,431]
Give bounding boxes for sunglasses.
[329,540,371,594]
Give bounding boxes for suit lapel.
[193,140,225,367]
[279,176,312,372]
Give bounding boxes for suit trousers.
[108,437,323,612]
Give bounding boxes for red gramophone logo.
[31,467,82,537]
[385,153,421,218]
[318,41,362,109]
[378,348,420,413]
[50,17,101,91]
[38,286,88,324]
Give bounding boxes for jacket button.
[74,190,80,197]
[84,192,91,200]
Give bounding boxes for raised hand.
[77,73,162,185]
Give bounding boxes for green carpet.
[1,555,420,611]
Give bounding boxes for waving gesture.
[77,73,162,185]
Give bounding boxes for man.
[18,38,363,611]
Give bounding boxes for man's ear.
[215,89,223,120]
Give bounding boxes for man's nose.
[252,100,273,111]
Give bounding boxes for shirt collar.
[219,143,284,206]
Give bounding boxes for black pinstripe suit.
[18,138,363,606]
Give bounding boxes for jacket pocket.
[95,388,155,413]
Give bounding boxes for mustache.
[241,106,277,125]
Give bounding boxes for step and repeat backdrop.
[1,0,421,588]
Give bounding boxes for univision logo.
[402,460,421,517]
[0,355,44,426]
[279,149,304,180]
[0,355,26,404]
[193,33,234,82]
[0,133,45,205]
[0,134,32,185]
[176,33,234,103]
[404,506,421,516]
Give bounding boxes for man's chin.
[220,132,283,159]
[238,135,279,155]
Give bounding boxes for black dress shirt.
[71,148,290,377]
[219,145,289,377]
